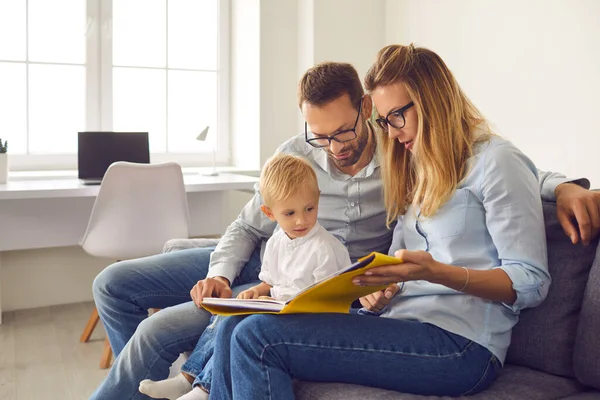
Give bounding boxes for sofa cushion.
[294,365,584,400]
[573,243,600,389]
[505,201,600,377]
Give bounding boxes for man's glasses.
[305,101,362,148]
[375,101,414,132]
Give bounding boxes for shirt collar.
[283,222,322,248]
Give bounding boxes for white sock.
[177,386,209,400]
[138,374,193,400]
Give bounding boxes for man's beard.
[327,123,370,168]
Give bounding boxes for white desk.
[0,172,257,250]
[0,172,258,200]
[0,173,258,323]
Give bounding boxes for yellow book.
[200,252,403,316]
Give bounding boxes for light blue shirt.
[383,135,551,363]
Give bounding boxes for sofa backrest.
[506,201,600,377]
[573,243,600,389]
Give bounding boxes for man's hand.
[237,288,260,300]
[190,276,232,308]
[358,284,401,313]
[555,183,600,245]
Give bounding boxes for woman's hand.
[353,250,438,286]
[237,288,260,300]
[354,250,518,304]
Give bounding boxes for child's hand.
[237,288,260,299]
[358,284,401,313]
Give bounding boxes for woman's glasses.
[375,101,414,132]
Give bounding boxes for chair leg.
[100,337,113,369]
[80,307,100,343]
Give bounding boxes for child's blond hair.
[260,153,319,206]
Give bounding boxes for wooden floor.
[0,301,110,400]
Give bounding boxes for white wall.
[312,0,386,79]
[258,0,301,162]
[386,0,600,188]
[1,247,109,311]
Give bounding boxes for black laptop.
[78,132,150,185]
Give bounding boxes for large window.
[0,0,229,171]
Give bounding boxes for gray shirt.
[207,133,586,284]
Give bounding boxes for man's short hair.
[298,62,364,109]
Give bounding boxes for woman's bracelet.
[458,267,469,292]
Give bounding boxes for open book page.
[200,297,287,312]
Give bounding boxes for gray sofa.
[165,201,600,399]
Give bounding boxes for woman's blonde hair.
[364,44,488,226]
[260,153,319,206]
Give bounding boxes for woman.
[206,44,550,399]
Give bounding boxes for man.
[90,62,600,399]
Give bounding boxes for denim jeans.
[183,304,364,391]
[209,314,502,400]
[89,246,262,400]
[179,314,224,391]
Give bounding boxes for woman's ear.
[261,204,276,221]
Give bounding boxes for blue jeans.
[89,246,262,400]
[180,314,224,391]
[183,306,364,391]
[209,314,502,399]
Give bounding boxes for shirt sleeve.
[206,181,277,283]
[312,240,351,283]
[481,143,551,312]
[257,234,277,286]
[537,169,590,201]
[388,216,406,256]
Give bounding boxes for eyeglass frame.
[375,101,414,132]
[304,100,363,148]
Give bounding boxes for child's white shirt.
[258,222,351,301]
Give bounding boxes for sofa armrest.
[162,238,220,253]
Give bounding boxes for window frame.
[6,0,230,172]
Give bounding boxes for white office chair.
[79,161,191,369]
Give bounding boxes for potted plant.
[0,138,7,184]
